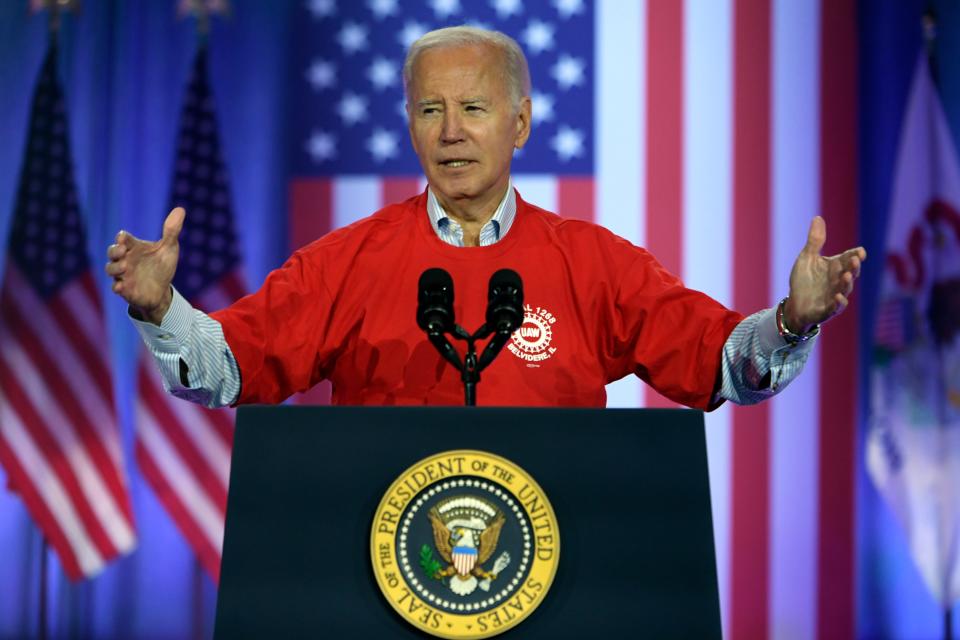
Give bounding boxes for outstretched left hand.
[784,216,866,334]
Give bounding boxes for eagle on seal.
[428,504,511,596]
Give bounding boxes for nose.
[440,109,464,143]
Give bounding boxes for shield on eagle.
[452,545,478,576]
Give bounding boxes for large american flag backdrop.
[287,1,859,638]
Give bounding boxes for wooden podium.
[213,406,721,639]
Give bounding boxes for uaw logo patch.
[508,304,558,364]
[371,450,559,639]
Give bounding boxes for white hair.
[403,26,531,111]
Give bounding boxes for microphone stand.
[429,323,513,406]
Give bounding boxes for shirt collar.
[426,179,517,247]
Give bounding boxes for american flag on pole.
[290,1,859,637]
[0,44,136,580]
[135,46,246,582]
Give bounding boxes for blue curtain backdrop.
[1,0,959,638]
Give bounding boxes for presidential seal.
[371,450,560,639]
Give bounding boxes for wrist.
[777,297,819,344]
[782,297,815,335]
[134,287,173,325]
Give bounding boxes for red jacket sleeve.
[602,239,743,410]
[210,248,338,405]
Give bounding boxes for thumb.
[161,207,185,247]
[803,215,826,256]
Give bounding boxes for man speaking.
[106,26,864,409]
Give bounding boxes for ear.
[514,96,532,149]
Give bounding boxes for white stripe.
[684,0,734,634]
[6,269,120,465]
[59,280,126,470]
[136,403,224,554]
[333,176,382,230]
[597,0,645,408]
[511,174,557,213]
[141,362,232,484]
[0,404,105,576]
[59,278,110,370]
[770,0,821,636]
[0,335,135,553]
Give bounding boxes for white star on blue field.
[294,0,593,175]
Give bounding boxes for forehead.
[409,43,507,99]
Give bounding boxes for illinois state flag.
[866,51,960,608]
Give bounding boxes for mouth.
[438,159,474,169]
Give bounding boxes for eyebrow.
[414,97,490,108]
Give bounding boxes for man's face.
[407,44,531,215]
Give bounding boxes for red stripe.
[0,435,83,579]
[138,364,229,513]
[381,177,421,206]
[816,1,858,637]
[136,441,221,582]
[202,405,235,448]
[48,294,115,407]
[289,178,332,251]
[644,1,684,408]
[731,0,772,637]
[78,270,104,314]
[0,363,117,561]
[61,272,115,402]
[557,177,594,223]
[1,292,133,540]
[7,268,114,406]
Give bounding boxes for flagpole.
[39,5,62,638]
[38,536,48,640]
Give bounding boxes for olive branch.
[419,544,443,581]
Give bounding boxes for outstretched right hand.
[106,207,185,325]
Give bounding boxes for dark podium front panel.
[214,407,721,639]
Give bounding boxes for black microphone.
[485,269,524,335]
[417,268,455,335]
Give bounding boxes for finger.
[107,243,127,260]
[834,292,849,314]
[161,207,186,247]
[840,271,854,295]
[849,255,861,278]
[105,261,126,277]
[803,215,826,256]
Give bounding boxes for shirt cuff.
[756,305,818,359]
[129,287,194,354]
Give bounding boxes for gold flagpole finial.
[177,0,231,38]
[29,0,80,35]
